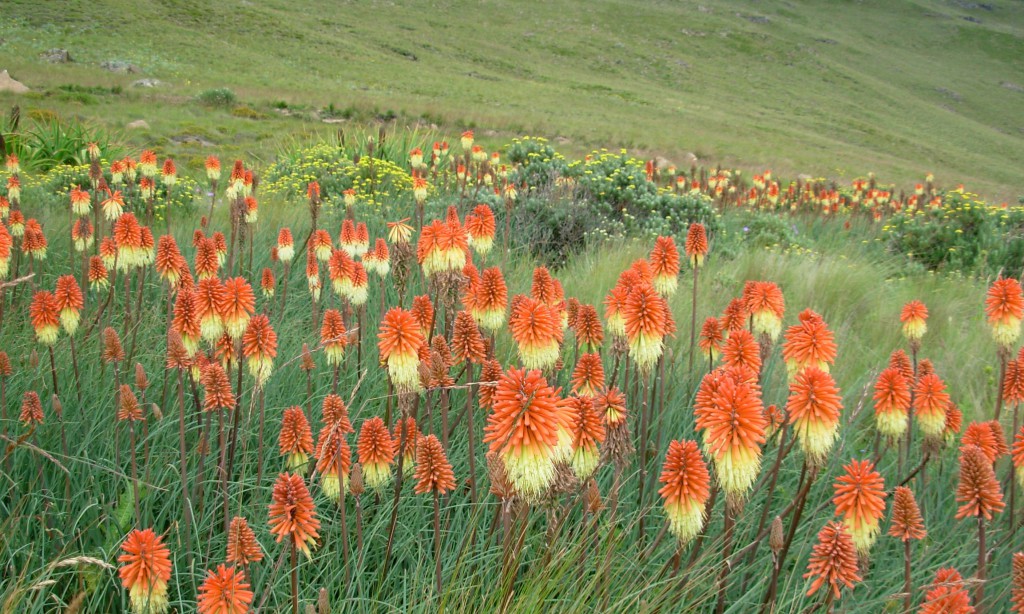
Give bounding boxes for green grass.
[0,179,1020,611]
[1,0,1023,197]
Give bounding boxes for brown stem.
[715,501,737,614]
[433,490,442,595]
[336,438,351,589]
[290,542,298,614]
[902,538,912,614]
[256,390,267,488]
[976,515,986,613]
[47,346,59,397]
[995,353,1008,421]
[762,462,815,613]
[69,337,82,403]
[636,371,650,545]
[688,266,699,374]
[177,369,193,564]
[382,394,417,579]
[465,364,477,503]
[130,421,140,526]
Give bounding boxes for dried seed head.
[770,516,785,556]
[585,479,603,515]
[486,451,515,500]
[318,587,331,614]
[51,394,63,418]
[350,463,365,496]
[134,363,149,391]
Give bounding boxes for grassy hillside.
[1,0,1023,197]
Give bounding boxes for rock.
[1001,81,1024,93]
[682,152,698,166]
[797,173,813,182]
[131,78,161,88]
[936,87,962,101]
[0,70,29,94]
[126,119,150,130]
[170,135,216,147]
[100,60,141,74]
[40,48,72,63]
[321,118,347,124]
[655,156,674,171]
[555,136,571,145]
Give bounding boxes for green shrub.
[195,87,237,108]
[737,211,799,250]
[1,115,122,172]
[505,136,567,190]
[884,190,1024,275]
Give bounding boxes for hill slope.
[0,0,1022,196]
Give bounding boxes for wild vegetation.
[0,129,1023,613]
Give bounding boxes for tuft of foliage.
[194,87,238,108]
[1,113,123,173]
[505,136,567,190]
[885,190,1024,276]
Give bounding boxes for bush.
[195,88,237,108]
[1,114,122,172]
[505,136,567,190]
[737,211,799,250]
[884,190,1024,275]
[509,195,593,268]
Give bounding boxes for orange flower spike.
[372,238,390,277]
[117,384,143,421]
[693,367,767,500]
[900,300,928,342]
[566,395,606,480]
[571,353,606,397]
[803,521,861,600]
[19,391,44,426]
[623,283,667,374]
[412,288,439,330]
[477,359,503,410]
[226,516,263,566]
[155,235,183,287]
[698,317,725,364]
[195,278,227,343]
[378,308,425,393]
[955,444,1005,520]
[279,406,314,471]
[746,281,786,341]
[985,276,1024,348]
[466,203,496,255]
[29,290,60,345]
[201,363,235,412]
[172,288,201,356]
[684,222,709,269]
[1013,552,1024,613]
[913,373,950,441]
[348,260,369,306]
[219,277,255,340]
[267,472,320,558]
[321,394,354,433]
[781,309,837,378]
[260,267,275,298]
[276,227,294,263]
[312,229,333,262]
[658,439,711,545]
[509,296,563,370]
[872,367,911,439]
[832,459,887,555]
[962,421,1000,464]
[451,311,486,364]
[472,267,508,333]
[596,386,628,427]
[1005,358,1024,406]
[313,424,352,500]
[197,564,253,614]
[888,486,926,541]
[242,314,277,388]
[320,309,348,367]
[339,219,357,257]
[416,220,446,277]
[888,349,914,381]
[392,416,420,474]
[530,266,557,305]
[357,416,396,491]
[786,367,843,465]
[54,275,84,335]
[414,434,457,495]
[484,368,571,501]
[1014,426,1024,488]
[720,298,749,336]
[649,235,680,297]
[102,327,126,364]
[328,248,354,299]
[118,528,173,614]
[919,568,974,614]
[572,303,604,352]
[722,328,761,376]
